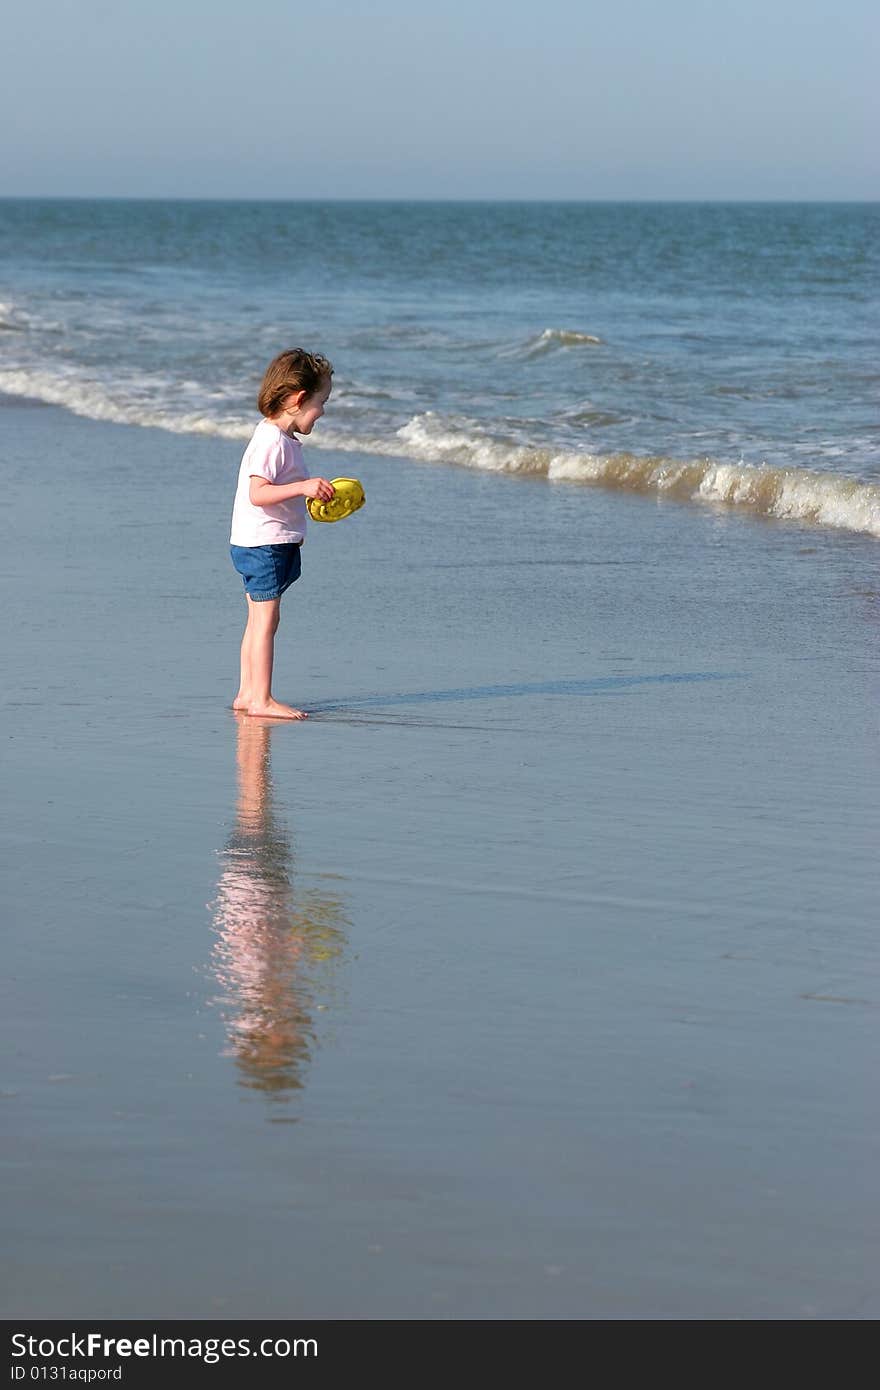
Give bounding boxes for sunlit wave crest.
[2,367,877,539]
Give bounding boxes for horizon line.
[0,194,877,206]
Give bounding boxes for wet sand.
[2,399,878,1318]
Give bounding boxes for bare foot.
[232,693,250,710]
[246,699,308,720]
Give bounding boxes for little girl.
[230,349,335,720]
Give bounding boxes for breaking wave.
[384,414,880,539]
[1,367,877,539]
[0,301,48,333]
[504,328,603,358]
[0,367,253,441]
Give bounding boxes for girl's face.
[283,380,332,435]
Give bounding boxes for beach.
[2,393,878,1319]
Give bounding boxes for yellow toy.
[306,477,366,523]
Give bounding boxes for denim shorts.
[230,543,302,600]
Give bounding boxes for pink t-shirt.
[229,420,309,546]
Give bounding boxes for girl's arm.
[249,475,335,507]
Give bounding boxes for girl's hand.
[304,477,335,502]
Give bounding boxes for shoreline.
[2,390,878,544]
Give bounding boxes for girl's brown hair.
[257,348,333,418]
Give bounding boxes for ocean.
[1,200,878,1320]
[1,199,878,533]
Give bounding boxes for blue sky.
[2,0,876,199]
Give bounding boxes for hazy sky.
[2,0,876,199]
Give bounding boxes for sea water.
[0,199,878,533]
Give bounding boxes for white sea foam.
[0,301,58,333]
[0,302,24,331]
[0,367,253,441]
[390,413,880,539]
[2,367,877,540]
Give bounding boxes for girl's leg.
[233,606,254,710]
[235,596,308,720]
[233,594,278,708]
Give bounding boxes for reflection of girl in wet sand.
[210,714,347,1100]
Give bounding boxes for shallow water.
[2,401,878,1318]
